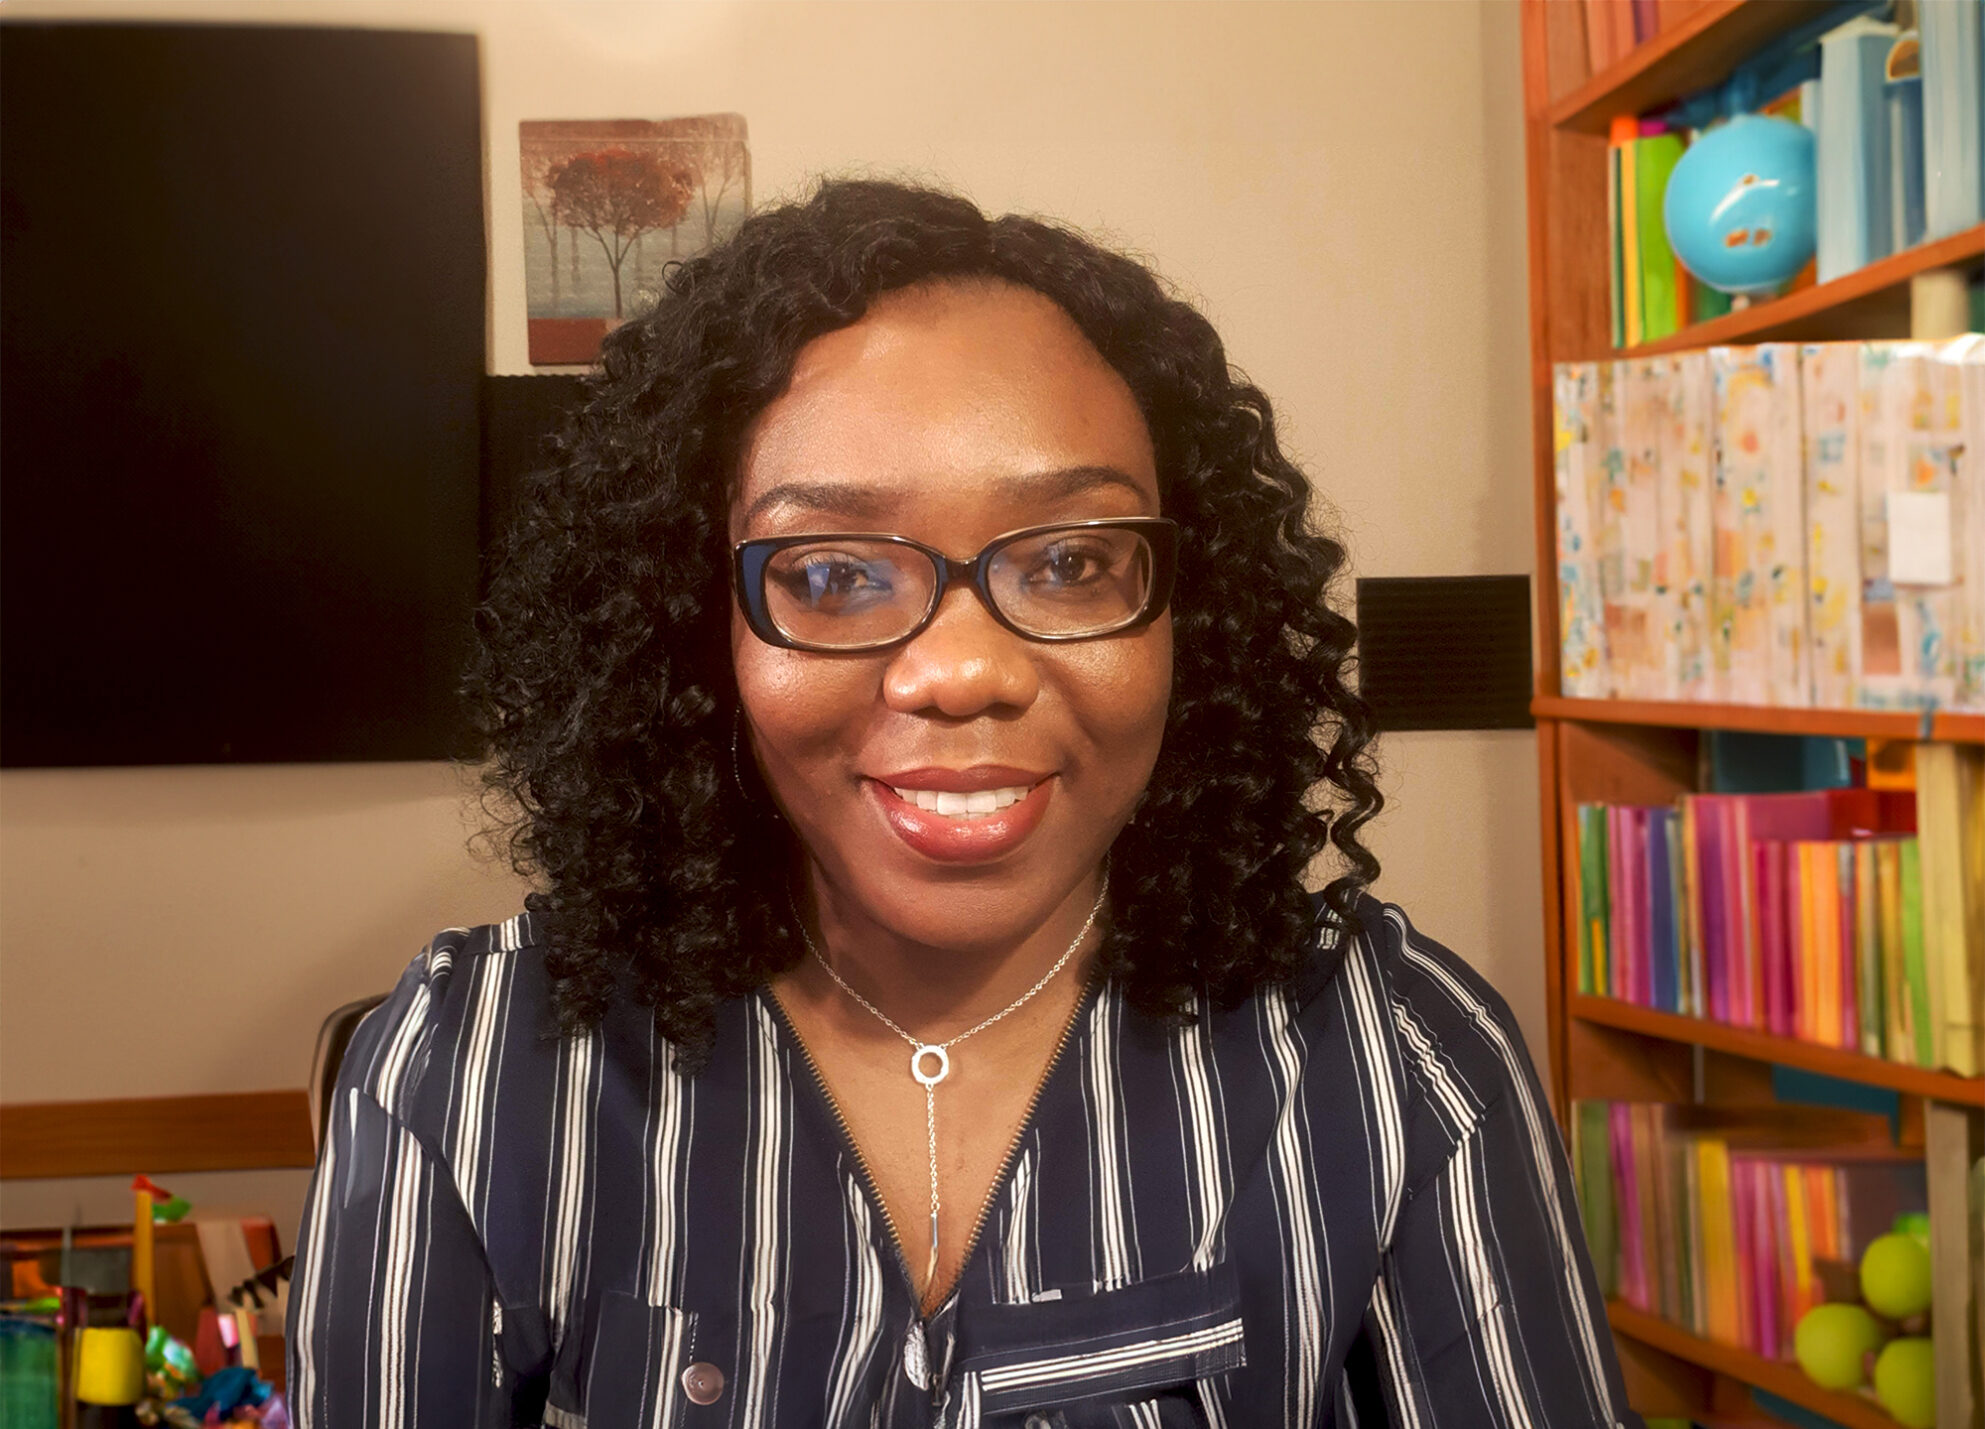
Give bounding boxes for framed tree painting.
[520,115,750,365]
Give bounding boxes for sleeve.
[285,947,537,1428]
[1347,911,1644,1429]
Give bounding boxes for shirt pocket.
[560,1290,710,1429]
[955,1259,1246,1426]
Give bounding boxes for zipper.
[949,973,1096,1303]
[760,989,923,1298]
[758,974,1097,1316]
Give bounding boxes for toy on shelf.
[1665,114,1819,296]
[1790,1211,1937,1427]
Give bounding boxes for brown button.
[681,1360,725,1406]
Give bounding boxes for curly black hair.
[464,178,1382,1067]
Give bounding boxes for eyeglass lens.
[760,526,1158,650]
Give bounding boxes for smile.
[885,784,1035,819]
[866,775,1055,863]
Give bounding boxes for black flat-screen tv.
[1,23,486,766]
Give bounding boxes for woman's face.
[730,280,1171,952]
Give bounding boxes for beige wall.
[0,0,1541,1233]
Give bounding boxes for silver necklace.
[795,886,1106,1293]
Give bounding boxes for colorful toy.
[1792,1301,1883,1389]
[143,1323,200,1397]
[1663,114,1817,296]
[1859,1232,1933,1320]
[1872,1335,1937,1429]
[75,1324,146,1404]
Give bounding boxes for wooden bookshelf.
[1608,1301,1906,1429]
[1573,994,1985,1107]
[1549,0,1839,134]
[1535,694,1985,742]
[1521,3,1985,1424]
[1624,222,1985,357]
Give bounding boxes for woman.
[288,180,1636,1428]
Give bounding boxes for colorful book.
[1634,135,1686,342]
[1854,840,1884,1057]
[1900,836,1934,1066]
[1578,802,1611,995]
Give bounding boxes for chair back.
[308,994,388,1152]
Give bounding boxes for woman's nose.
[882,586,1040,717]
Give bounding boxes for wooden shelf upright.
[1517,3,1985,1426]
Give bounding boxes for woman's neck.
[786,866,1108,1039]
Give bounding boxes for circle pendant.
[910,1044,950,1087]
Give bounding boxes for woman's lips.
[868,776,1054,863]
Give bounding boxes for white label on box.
[1887,489,1954,585]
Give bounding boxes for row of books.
[1576,793,1944,1062]
[1572,746,1984,1075]
[1571,1100,1926,1361]
[1607,119,1735,348]
[1554,337,1985,711]
[1561,0,1714,91]
[1814,8,1984,285]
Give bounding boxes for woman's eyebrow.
[740,465,1150,528]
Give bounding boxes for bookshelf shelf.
[1606,1301,1905,1429]
[1620,223,1985,358]
[1549,0,1841,136]
[1532,694,1985,743]
[1572,994,1985,1107]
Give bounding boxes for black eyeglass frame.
[732,517,1180,653]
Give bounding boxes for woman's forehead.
[733,281,1157,536]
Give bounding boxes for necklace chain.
[793,886,1106,1297]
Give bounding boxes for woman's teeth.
[888,784,1032,819]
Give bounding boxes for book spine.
[1901,835,1934,1066]
[1802,342,1864,708]
[1920,0,1985,241]
[1556,364,1612,698]
[1837,841,1859,1049]
[1855,839,1884,1057]
[1817,21,1898,284]
[1673,352,1718,700]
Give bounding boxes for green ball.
[1861,1233,1934,1320]
[1892,1210,1932,1245]
[1873,1336,1936,1429]
[1794,1302,1881,1390]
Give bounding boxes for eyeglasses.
[732,518,1179,653]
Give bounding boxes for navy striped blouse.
[286,895,1640,1428]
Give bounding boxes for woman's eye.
[779,555,892,608]
[1029,543,1108,588]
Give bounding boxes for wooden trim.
[1522,0,1563,698]
[0,1090,315,1180]
[1620,224,1985,357]
[1608,1300,1906,1429]
[1572,995,1985,1106]
[1536,718,1569,1120]
[1532,694,1985,743]
[1550,0,1845,135]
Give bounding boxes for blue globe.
[1663,113,1816,296]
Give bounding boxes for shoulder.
[334,911,551,1132]
[1296,890,1547,1141]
